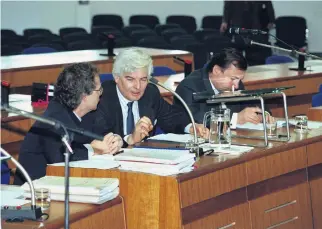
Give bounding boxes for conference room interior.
[1,1,322,229]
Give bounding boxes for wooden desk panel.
[45,129,322,229]
[308,106,322,121]
[1,48,193,88]
[1,197,126,229]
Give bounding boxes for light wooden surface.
[1,197,126,229]
[44,127,322,229]
[1,47,193,88]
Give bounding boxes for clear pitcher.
[203,108,231,148]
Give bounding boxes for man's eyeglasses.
[93,86,103,95]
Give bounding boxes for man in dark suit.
[82,48,209,146]
[14,63,122,185]
[220,1,275,65]
[175,48,265,129]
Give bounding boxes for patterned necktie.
[126,102,135,135]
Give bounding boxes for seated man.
[14,63,122,185]
[175,48,266,128]
[82,48,208,145]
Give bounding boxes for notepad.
[114,148,194,164]
[21,176,119,196]
[49,158,119,169]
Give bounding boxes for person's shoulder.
[178,69,205,89]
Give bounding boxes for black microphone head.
[149,77,159,84]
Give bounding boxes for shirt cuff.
[123,135,131,144]
[230,113,238,129]
[84,144,94,159]
[184,123,193,134]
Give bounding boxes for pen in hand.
[113,150,124,156]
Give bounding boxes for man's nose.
[233,81,239,89]
[134,80,141,90]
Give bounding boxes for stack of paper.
[148,133,206,144]
[200,143,254,155]
[114,148,195,176]
[49,158,119,169]
[1,185,30,207]
[22,176,119,204]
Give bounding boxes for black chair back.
[202,16,223,29]
[129,15,160,29]
[92,14,124,30]
[166,15,197,34]
[155,24,181,36]
[59,27,87,37]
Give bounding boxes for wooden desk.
[158,60,322,117]
[46,128,322,229]
[1,197,126,229]
[1,47,193,88]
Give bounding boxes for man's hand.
[220,22,228,33]
[127,116,153,145]
[189,124,210,139]
[237,107,263,124]
[91,133,123,155]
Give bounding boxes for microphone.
[1,81,10,107]
[228,27,267,35]
[1,147,42,220]
[148,77,199,156]
[1,105,104,141]
[99,33,116,57]
[173,56,193,77]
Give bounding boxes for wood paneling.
[46,166,182,229]
[179,164,246,207]
[307,141,322,167]
[248,170,313,229]
[1,119,35,144]
[308,164,322,229]
[1,48,193,88]
[246,147,307,184]
[183,202,251,229]
[308,106,322,121]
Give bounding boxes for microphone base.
[289,67,307,71]
[100,53,116,57]
[2,206,43,221]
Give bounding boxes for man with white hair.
[82,48,208,145]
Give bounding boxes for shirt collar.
[116,85,132,104]
[73,112,82,122]
[209,80,220,94]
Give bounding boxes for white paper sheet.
[148,133,205,143]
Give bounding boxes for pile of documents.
[22,176,119,204]
[114,148,196,176]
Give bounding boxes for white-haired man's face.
[114,68,149,101]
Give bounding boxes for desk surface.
[1,197,126,229]
[46,127,322,229]
[1,47,190,71]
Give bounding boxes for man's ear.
[114,76,120,84]
[212,65,221,75]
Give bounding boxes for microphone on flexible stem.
[99,33,116,57]
[173,56,193,77]
[228,27,267,35]
[1,104,104,228]
[1,147,43,220]
[148,77,199,156]
[1,81,10,108]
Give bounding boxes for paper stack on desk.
[148,133,206,144]
[114,148,195,176]
[22,176,119,204]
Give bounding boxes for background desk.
[1,47,193,89]
[1,197,126,229]
[47,128,322,229]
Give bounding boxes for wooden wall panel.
[246,147,307,184]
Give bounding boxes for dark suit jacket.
[175,68,248,124]
[81,80,191,140]
[223,1,275,29]
[14,99,90,185]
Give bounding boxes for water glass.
[294,115,309,133]
[35,188,51,212]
